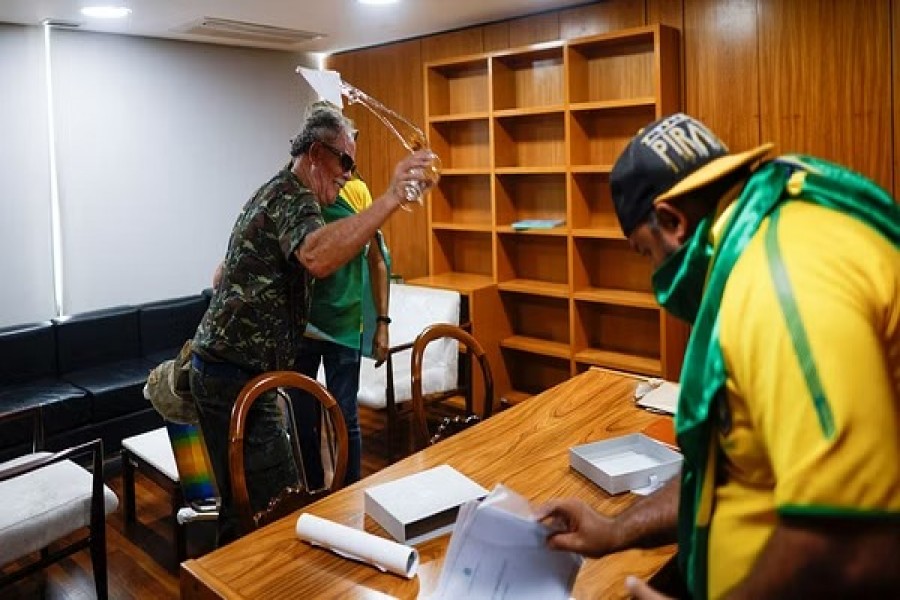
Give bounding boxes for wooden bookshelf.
[417,24,686,401]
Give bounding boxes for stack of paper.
[431,485,582,600]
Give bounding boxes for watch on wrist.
[376,315,392,324]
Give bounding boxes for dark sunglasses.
[318,141,355,173]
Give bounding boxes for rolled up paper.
[295,513,419,579]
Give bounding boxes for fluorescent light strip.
[43,23,65,317]
[81,6,132,19]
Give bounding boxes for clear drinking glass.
[341,82,441,206]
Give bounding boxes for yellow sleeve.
[339,179,373,214]
[721,202,900,517]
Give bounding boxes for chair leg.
[176,521,188,564]
[122,450,136,524]
[90,523,109,599]
[173,488,187,563]
[386,405,397,462]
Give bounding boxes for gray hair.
[290,101,355,157]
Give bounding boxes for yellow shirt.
[709,201,900,598]
[339,178,373,213]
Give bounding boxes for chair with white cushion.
[121,423,218,563]
[319,283,461,459]
[0,406,118,598]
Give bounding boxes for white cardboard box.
[364,464,488,544]
[569,433,683,495]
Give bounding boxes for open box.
[569,433,682,495]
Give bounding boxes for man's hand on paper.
[535,498,621,558]
[625,575,674,600]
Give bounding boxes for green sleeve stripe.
[764,210,836,438]
[778,504,900,520]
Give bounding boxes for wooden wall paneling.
[330,42,429,280]
[421,27,484,63]
[507,11,560,47]
[482,22,510,52]
[893,0,899,199]
[375,40,429,280]
[683,0,760,152]
[757,0,893,190]
[559,0,646,39]
[327,53,372,178]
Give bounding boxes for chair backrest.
[355,284,461,409]
[229,371,348,535]
[410,324,494,450]
[54,305,141,374]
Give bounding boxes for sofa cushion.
[55,306,140,374]
[0,379,91,443]
[138,295,208,363]
[62,358,150,422]
[0,321,57,384]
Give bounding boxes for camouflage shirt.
[192,163,324,373]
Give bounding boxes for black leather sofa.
[138,294,209,365]
[0,292,210,461]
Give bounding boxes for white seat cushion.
[317,284,460,410]
[0,457,118,566]
[122,426,179,482]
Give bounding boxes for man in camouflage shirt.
[190,103,435,544]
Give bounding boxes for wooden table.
[181,368,676,599]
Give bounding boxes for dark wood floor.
[0,408,404,599]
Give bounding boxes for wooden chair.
[0,406,117,599]
[229,371,348,535]
[411,324,494,450]
[351,283,462,461]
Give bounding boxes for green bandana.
[675,155,900,598]
[651,215,715,324]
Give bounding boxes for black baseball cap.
[610,113,773,236]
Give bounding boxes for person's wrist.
[607,515,629,553]
[388,181,407,207]
[376,315,391,325]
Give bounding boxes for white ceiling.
[0,0,590,55]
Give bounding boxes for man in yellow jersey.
[538,113,900,599]
[292,172,390,485]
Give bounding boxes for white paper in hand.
[430,485,582,600]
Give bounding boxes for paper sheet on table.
[295,513,419,579]
[296,67,344,108]
[430,485,582,600]
[635,379,679,415]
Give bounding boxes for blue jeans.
[189,363,298,546]
[293,338,362,484]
